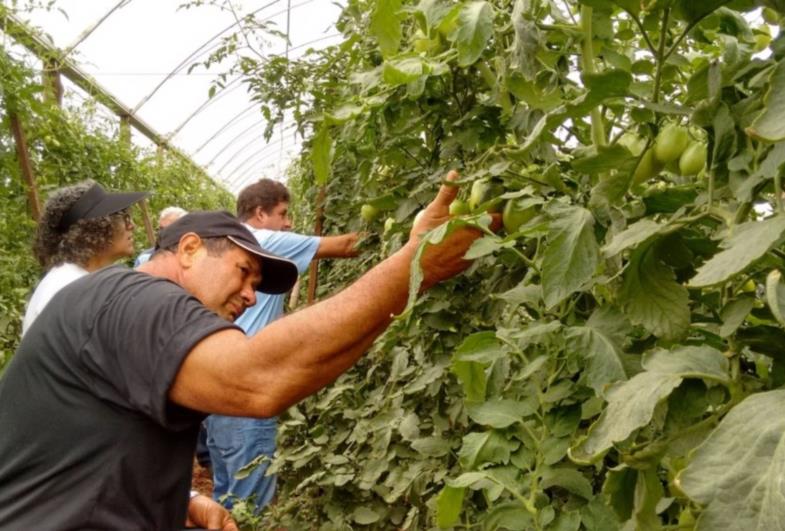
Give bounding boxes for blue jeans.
[204,415,277,512]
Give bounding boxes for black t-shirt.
[0,266,236,530]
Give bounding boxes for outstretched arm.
[170,171,492,417]
[315,232,361,258]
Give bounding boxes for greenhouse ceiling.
[4,0,344,194]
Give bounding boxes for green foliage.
[209,0,785,528]
[0,43,232,370]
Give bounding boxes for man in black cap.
[0,172,487,530]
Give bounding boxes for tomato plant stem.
[652,9,670,104]
[580,5,606,148]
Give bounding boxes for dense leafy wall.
[0,48,234,369]
[216,0,785,529]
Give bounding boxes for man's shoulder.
[246,226,318,248]
[75,266,181,300]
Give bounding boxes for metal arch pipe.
[213,121,297,174]
[192,103,260,154]
[131,0,284,114]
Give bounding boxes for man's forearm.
[247,243,417,410]
[315,233,360,258]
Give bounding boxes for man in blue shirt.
[134,206,188,266]
[205,178,359,512]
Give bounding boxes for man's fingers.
[430,170,460,210]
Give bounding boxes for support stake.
[307,186,326,305]
[9,112,41,221]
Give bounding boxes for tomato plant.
[198,0,785,529]
[0,28,233,370]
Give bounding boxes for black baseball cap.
[157,211,298,295]
[59,183,148,231]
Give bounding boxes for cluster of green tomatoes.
[631,123,708,186]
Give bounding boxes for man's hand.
[407,170,500,290]
[185,494,238,531]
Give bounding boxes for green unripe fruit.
[679,143,707,176]
[502,199,537,233]
[449,199,469,216]
[468,179,503,212]
[654,124,690,164]
[383,217,395,233]
[763,7,780,25]
[360,204,379,223]
[755,33,772,52]
[632,149,663,186]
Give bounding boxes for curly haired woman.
[22,180,148,335]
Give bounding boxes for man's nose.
[242,283,257,307]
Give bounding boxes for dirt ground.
[191,459,214,497]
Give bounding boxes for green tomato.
[742,279,756,293]
[632,149,663,186]
[654,124,690,164]
[468,179,503,212]
[763,7,780,25]
[383,217,395,233]
[360,204,379,223]
[449,199,469,216]
[754,33,772,52]
[679,142,707,176]
[502,199,537,233]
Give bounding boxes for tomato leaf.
[746,59,785,143]
[677,390,785,530]
[689,215,785,288]
[567,325,627,397]
[458,431,518,469]
[435,485,465,528]
[370,0,403,57]
[383,56,426,86]
[455,1,494,66]
[602,219,665,257]
[570,346,728,463]
[467,399,537,428]
[620,243,690,340]
[766,269,785,328]
[542,205,600,309]
[311,125,333,186]
[572,144,635,175]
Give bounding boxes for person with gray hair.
[22,180,148,335]
[134,205,188,266]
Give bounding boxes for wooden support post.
[42,58,63,106]
[306,186,327,305]
[119,115,131,146]
[9,112,42,221]
[138,198,156,246]
[156,144,165,166]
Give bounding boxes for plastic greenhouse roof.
[10,0,344,195]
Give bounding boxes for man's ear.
[177,233,203,269]
[255,206,267,223]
